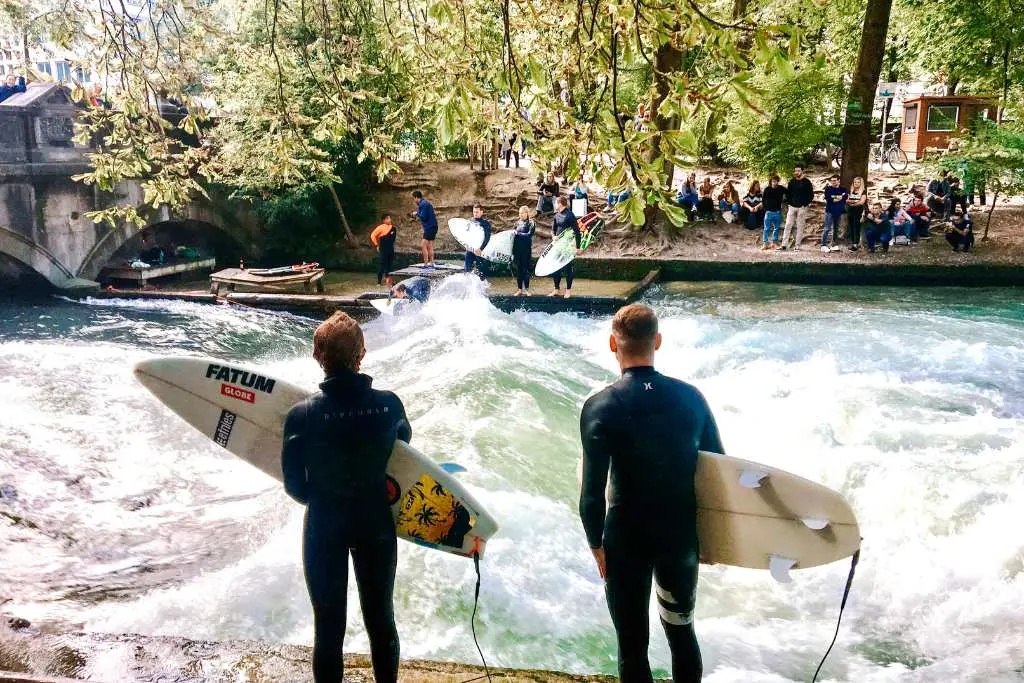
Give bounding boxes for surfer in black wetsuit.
[579,303,724,683]
[512,205,535,295]
[282,311,412,683]
[550,196,581,298]
[464,204,492,279]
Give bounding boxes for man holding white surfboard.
[580,304,723,683]
[549,196,582,298]
[282,312,411,683]
[463,204,492,278]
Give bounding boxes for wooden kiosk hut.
[899,96,996,160]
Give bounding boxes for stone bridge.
[0,84,263,291]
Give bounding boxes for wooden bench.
[209,267,326,296]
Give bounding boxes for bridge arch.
[75,198,263,283]
[0,225,76,288]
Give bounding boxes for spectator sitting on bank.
[948,177,969,216]
[0,73,27,103]
[887,198,916,245]
[821,174,849,252]
[863,202,891,253]
[907,195,932,239]
[846,177,867,251]
[572,176,590,214]
[717,181,740,221]
[606,187,631,208]
[927,170,951,218]
[676,172,699,220]
[945,210,975,252]
[697,177,716,221]
[139,233,166,265]
[536,172,560,216]
[738,181,763,230]
[761,175,785,249]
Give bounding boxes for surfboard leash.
[811,547,861,683]
[462,541,493,683]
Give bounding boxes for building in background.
[0,35,92,84]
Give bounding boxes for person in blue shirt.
[675,173,698,221]
[464,203,492,278]
[411,190,438,268]
[821,175,849,251]
[0,74,26,103]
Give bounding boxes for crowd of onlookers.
[667,167,978,254]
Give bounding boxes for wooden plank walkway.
[99,257,216,286]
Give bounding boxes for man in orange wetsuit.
[370,214,397,287]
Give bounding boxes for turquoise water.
[1,278,1022,682]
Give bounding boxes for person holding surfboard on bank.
[282,311,412,683]
[369,213,397,287]
[512,205,535,295]
[579,303,724,683]
[463,203,492,278]
[550,196,581,298]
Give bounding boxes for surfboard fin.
[769,556,797,583]
[439,463,467,474]
[802,517,830,530]
[739,469,769,489]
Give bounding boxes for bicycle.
[869,130,909,172]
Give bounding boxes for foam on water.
[1,281,1023,681]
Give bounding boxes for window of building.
[37,61,52,75]
[904,105,918,133]
[56,61,72,82]
[926,104,959,132]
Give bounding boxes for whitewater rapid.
[1,279,1022,682]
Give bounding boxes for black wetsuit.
[464,218,492,277]
[513,219,535,290]
[377,226,397,285]
[551,209,581,290]
[579,367,724,683]
[282,371,412,683]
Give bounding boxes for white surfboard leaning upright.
[480,229,515,264]
[448,218,485,252]
[134,356,499,558]
[580,451,859,581]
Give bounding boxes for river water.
[1,278,1022,682]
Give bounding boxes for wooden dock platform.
[99,257,216,287]
[209,267,325,296]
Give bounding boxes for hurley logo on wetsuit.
[205,364,276,404]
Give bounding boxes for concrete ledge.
[330,250,1024,287]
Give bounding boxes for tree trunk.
[327,184,358,246]
[21,28,30,70]
[944,77,959,96]
[984,188,999,241]
[999,40,1010,123]
[643,41,684,235]
[840,0,894,189]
